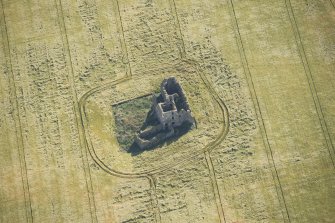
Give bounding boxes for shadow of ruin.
[113,77,196,156]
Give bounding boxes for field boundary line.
[113,0,133,78]
[169,0,186,59]
[148,176,162,223]
[0,1,34,222]
[169,1,229,220]
[54,0,98,222]
[284,0,335,168]
[227,0,291,222]
[205,152,226,223]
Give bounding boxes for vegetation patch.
[112,95,153,150]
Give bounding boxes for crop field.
[0,0,334,222]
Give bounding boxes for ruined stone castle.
[135,77,195,150]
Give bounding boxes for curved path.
[78,59,230,178]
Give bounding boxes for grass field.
[0,0,334,222]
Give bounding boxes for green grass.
[112,95,153,150]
